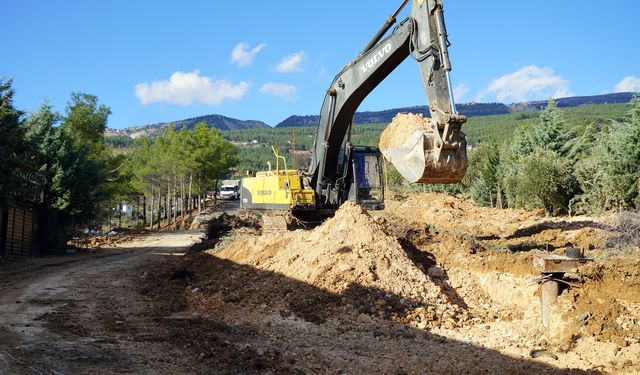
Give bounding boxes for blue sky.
[4,1,639,129]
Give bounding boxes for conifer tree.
[0,79,27,206]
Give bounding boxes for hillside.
[275,92,636,128]
[107,113,269,139]
[276,103,511,128]
[106,92,636,140]
[225,102,633,176]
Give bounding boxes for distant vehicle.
[219,180,240,200]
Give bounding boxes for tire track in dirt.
[0,231,203,374]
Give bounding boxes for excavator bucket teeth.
[379,113,467,184]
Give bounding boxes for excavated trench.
[164,194,640,373]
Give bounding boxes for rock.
[428,265,445,278]
[576,312,592,326]
[357,313,373,324]
[336,263,353,272]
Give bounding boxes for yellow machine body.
[241,169,315,211]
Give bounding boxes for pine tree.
[466,142,501,207]
[572,96,640,212]
[529,99,566,154]
[0,79,27,206]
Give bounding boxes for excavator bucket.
[379,113,467,184]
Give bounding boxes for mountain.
[108,92,636,137]
[275,92,636,128]
[107,114,270,139]
[275,103,510,128]
[507,92,635,112]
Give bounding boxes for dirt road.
[0,231,204,374]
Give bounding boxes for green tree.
[0,79,27,207]
[63,93,111,148]
[465,142,501,207]
[529,99,569,155]
[515,149,576,215]
[565,122,599,163]
[572,143,619,214]
[605,95,640,208]
[130,122,239,227]
[57,93,113,225]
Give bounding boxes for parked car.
[219,185,240,200]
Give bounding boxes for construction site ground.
[1,193,639,374]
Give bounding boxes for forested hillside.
[227,97,640,216]
[225,102,633,177]
[108,113,269,139]
[274,93,636,128]
[1,79,239,251]
[97,96,640,218]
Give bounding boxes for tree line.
[0,78,238,251]
[1,79,122,249]
[461,96,640,215]
[130,124,238,229]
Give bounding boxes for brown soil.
[68,228,149,249]
[379,113,433,151]
[178,193,639,373]
[2,194,639,374]
[194,202,468,330]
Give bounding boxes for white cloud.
[260,82,297,101]
[476,65,572,102]
[453,83,470,102]
[230,42,266,67]
[275,51,305,73]
[135,71,249,106]
[614,76,640,93]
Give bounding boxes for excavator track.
[261,211,292,232]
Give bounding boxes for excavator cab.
[342,145,385,210]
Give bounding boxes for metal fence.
[0,171,44,259]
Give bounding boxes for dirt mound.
[206,211,260,238]
[68,229,149,249]
[189,212,261,253]
[168,193,640,373]
[193,202,467,329]
[379,113,433,151]
[384,192,540,237]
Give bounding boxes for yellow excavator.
[241,0,467,225]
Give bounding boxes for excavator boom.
[309,0,467,196]
[241,0,467,218]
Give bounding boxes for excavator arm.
[308,0,467,200]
